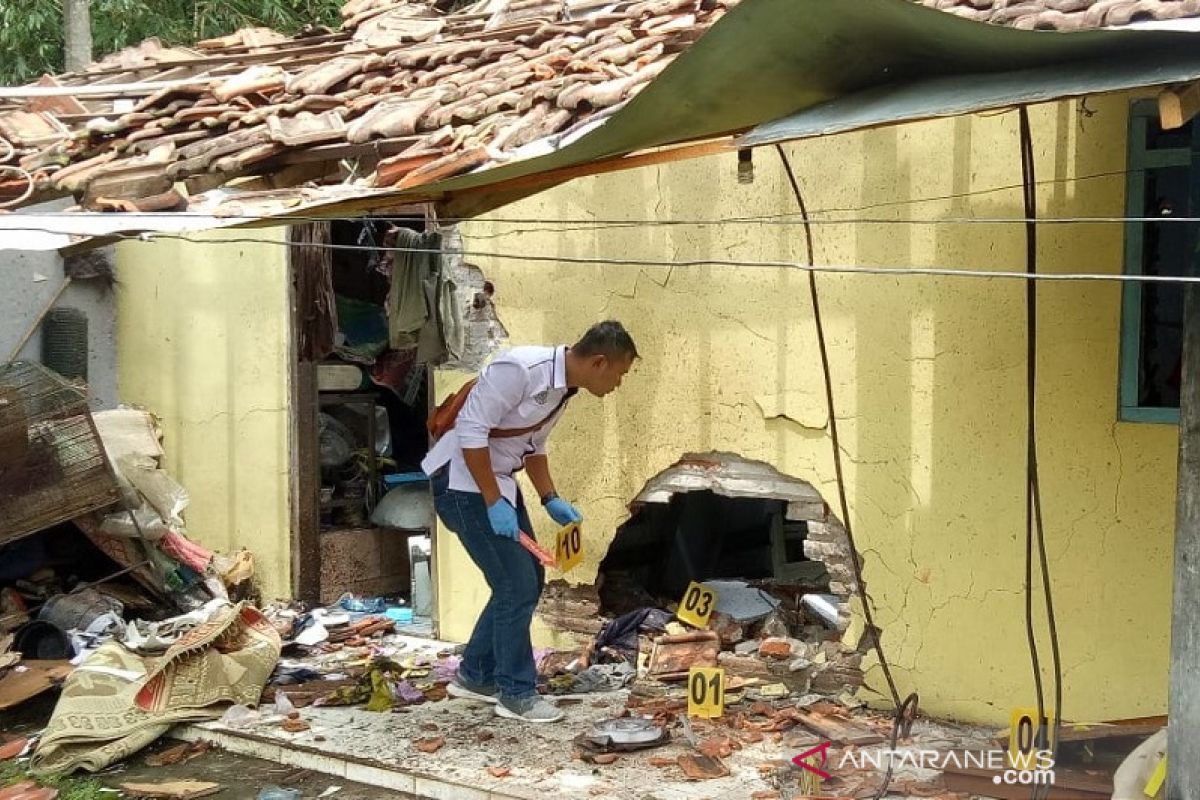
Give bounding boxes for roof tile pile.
[916,0,1200,30]
[0,0,735,212]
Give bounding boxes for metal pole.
[1169,282,1200,799]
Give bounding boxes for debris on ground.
[144,741,211,767]
[119,781,223,800]
[31,603,280,774]
[0,738,30,761]
[0,780,58,800]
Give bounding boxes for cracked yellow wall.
[116,229,293,599]
[437,93,1176,726]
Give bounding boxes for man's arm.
[523,454,555,503]
[462,448,503,506]
[455,361,527,506]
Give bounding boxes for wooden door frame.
[288,225,322,605]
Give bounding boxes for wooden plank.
[289,219,322,608]
[270,136,422,167]
[1159,81,1200,130]
[443,137,733,201]
[943,765,1110,800]
[0,661,72,710]
[324,136,739,220]
[995,722,1160,746]
[1104,715,1168,727]
[0,78,208,99]
[792,709,886,746]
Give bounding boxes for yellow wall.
[437,93,1177,726]
[116,228,294,600]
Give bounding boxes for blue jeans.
[431,470,544,700]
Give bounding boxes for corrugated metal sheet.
[739,47,1200,148]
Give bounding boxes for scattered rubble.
[119,781,222,800]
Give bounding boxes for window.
[1119,101,1199,423]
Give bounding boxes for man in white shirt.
[422,321,638,723]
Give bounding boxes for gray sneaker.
[447,672,498,704]
[494,695,565,724]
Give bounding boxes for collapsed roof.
[2,0,1200,246]
[0,0,733,216]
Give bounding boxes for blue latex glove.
[544,496,583,526]
[486,498,520,540]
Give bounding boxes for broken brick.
[281,718,310,733]
[0,738,29,761]
[12,789,57,800]
[698,736,739,759]
[145,744,189,766]
[677,753,730,780]
[648,757,676,767]
[592,753,620,765]
[758,638,793,659]
[415,736,445,753]
[647,631,720,679]
[486,766,511,778]
[751,792,781,800]
[0,782,36,800]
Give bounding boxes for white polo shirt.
[421,345,572,505]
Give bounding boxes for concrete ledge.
[172,725,523,800]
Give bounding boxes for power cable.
[1018,106,1063,800]
[774,143,915,800]
[8,228,1200,285]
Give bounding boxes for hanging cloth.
[386,228,436,349]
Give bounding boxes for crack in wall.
[1109,419,1125,521]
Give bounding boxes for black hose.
[1018,106,1063,800]
[774,144,911,800]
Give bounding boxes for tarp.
[739,46,1200,147]
[5,0,1200,249]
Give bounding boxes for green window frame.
[1119,100,1197,424]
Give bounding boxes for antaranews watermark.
[793,745,1056,789]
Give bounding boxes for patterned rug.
[32,602,280,774]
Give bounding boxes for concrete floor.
[177,686,997,800]
[180,692,788,800]
[2,693,415,800]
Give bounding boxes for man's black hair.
[573,320,639,361]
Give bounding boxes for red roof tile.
[0,0,736,211]
[916,0,1200,30]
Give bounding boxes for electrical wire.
[1018,106,1063,800]
[18,210,1200,227]
[774,143,914,800]
[1018,106,1047,800]
[10,227,1200,285]
[0,160,1151,228]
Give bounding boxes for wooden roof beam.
[1159,80,1200,130]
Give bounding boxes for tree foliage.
[0,0,343,85]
